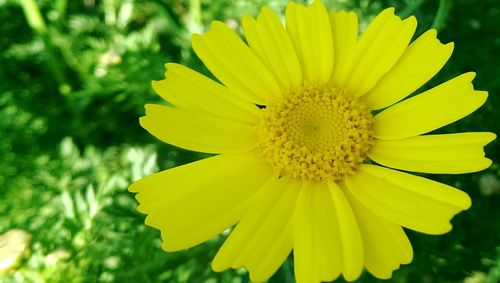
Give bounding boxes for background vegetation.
[0,0,499,282]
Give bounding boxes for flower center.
[258,84,374,182]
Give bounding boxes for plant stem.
[103,0,116,26]
[399,0,426,19]
[54,0,68,23]
[19,0,71,95]
[20,0,46,33]
[189,0,202,33]
[432,0,453,31]
[190,0,201,24]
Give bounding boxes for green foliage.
[0,0,499,282]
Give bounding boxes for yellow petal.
[212,177,300,282]
[328,182,364,282]
[362,29,454,110]
[242,7,302,89]
[140,104,257,154]
[152,63,261,125]
[192,21,281,104]
[330,11,358,87]
[374,72,488,140]
[345,165,471,235]
[293,182,342,283]
[129,152,274,251]
[285,1,333,83]
[344,8,417,96]
[344,187,413,279]
[368,132,496,174]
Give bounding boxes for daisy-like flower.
[130,1,496,282]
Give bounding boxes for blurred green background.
[0,0,499,282]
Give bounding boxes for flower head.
[130,1,495,282]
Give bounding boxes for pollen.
[258,84,374,182]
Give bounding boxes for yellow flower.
[130,1,495,282]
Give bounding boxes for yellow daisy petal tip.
[440,41,455,54]
[427,28,437,36]
[248,271,268,283]
[138,114,147,129]
[150,80,162,94]
[260,5,275,15]
[477,90,489,102]
[343,271,363,282]
[191,33,201,42]
[285,1,297,10]
[372,271,393,280]
[163,62,178,72]
[485,132,497,143]
[136,203,149,214]
[484,158,494,169]
[406,248,414,262]
[445,41,455,53]
[462,194,472,211]
[128,182,139,193]
[399,15,417,36]
[191,29,210,48]
[416,222,453,236]
[211,20,231,31]
[423,28,452,45]
[433,31,455,53]
[143,214,154,226]
[465,71,477,80]
[128,178,139,192]
[210,260,227,273]
[161,241,179,253]
[474,158,493,173]
[142,103,156,113]
[404,15,417,24]
[145,221,179,253]
[138,107,161,136]
[381,7,396,16]
[162,62,178,73]
[241,14,253,23]
[440,223,453,235]
[190,34,205,52]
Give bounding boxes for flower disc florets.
[258,84,374,182]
